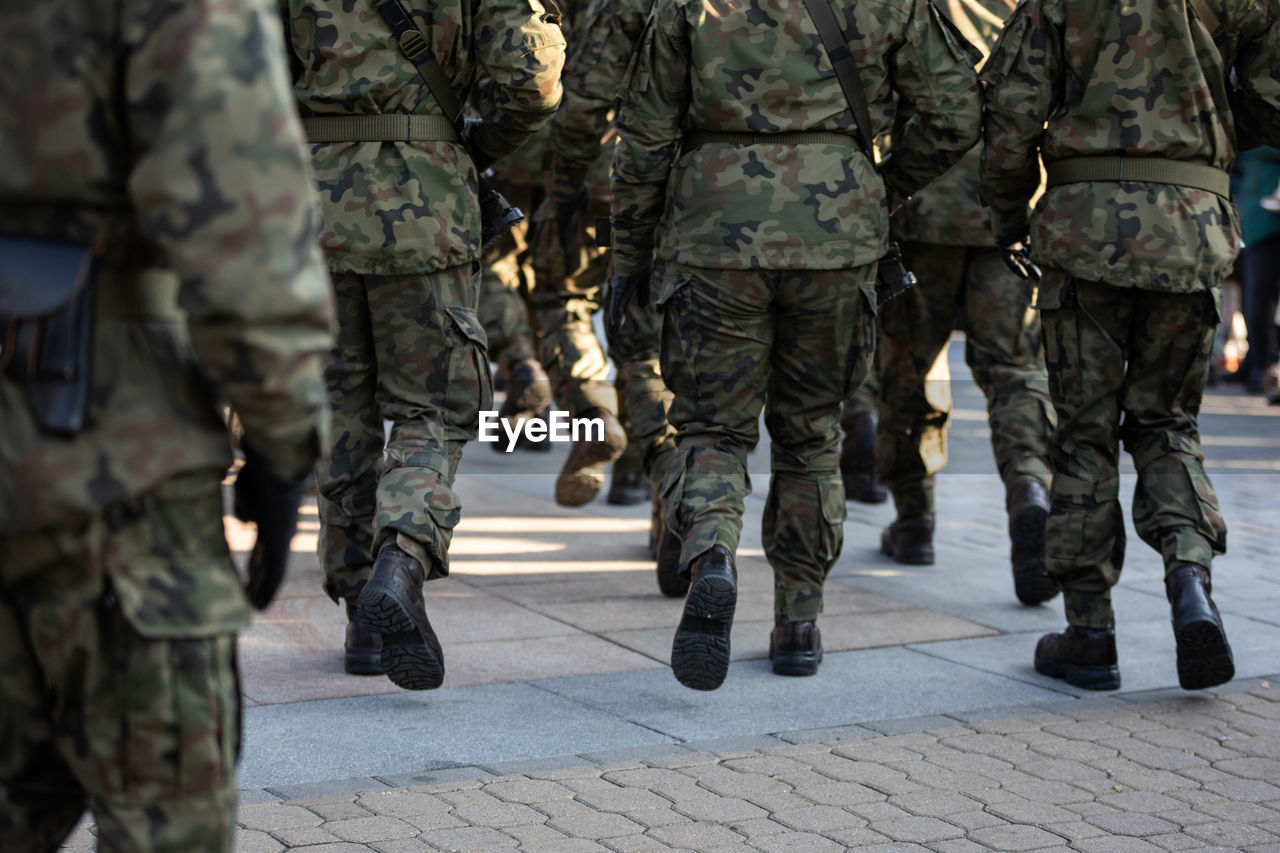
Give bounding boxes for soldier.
[546,0,686,593]
[981,0,1280,689]
[283,0,565,686]
[839,371,888,504]
[875,0,1058,610]
[0,0,333,849]
[611,0,983,689]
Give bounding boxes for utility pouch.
[0,234,96,436]
[874,240,917,306]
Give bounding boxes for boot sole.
[344,648,385,676]
[770,639,823,677]
[555,433,627,507]
[671,573,736,691]
[1034,656,1121,690]
[357,583,445,691]
[1010,504,1057,606]
[1175,618,1235,690]
[881,534,935,565]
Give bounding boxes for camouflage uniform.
[612,0,983,621]
[874,0,1054,525]
[0,1,332,849]
[980,0,1280,628]
[284,0,565,601]
[549,0,676,493]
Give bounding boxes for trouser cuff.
[776,588,824,622]
[1063,589,1114,630]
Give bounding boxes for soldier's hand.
[604,268,651,340]
[233,443,308,610]
[997,231,1042,282]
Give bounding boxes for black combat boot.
[1166,563,1234,690]
[555,407,628,506]
[607,466,651,506]
[671,544,737,691]
[840,412,888,504]
[769,613,823,676]
[1034,624,1121,690]
[880,514,935,565]
[500,357,552,422]
[344,602,384,675]
[1007,477,1058,606]
[357,544,445,690]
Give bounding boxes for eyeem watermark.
[479,410,603,452]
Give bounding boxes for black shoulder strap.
[798,0,875,158]
[374,0,466,135]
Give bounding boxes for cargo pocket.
[818,476,847,570]
[445,305,494,437]
[657,272,697,403]
[1037,276,1085,409]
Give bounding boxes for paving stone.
[968,824,1072,851]
[1214,757,1280,780]
[1001,780,1094,804]
[482,779,577,804]
[268,845,371,853]
[325,816,419,843]
[602,767,705,794]
[725,818,791,838]
[868,815,965,843]
[1193,800,1280,823]
[356,790,453,817]
[929,840,998,853]
[822,826,893,847]
[646,821,744,848]
[768,805,861,833]
[268,778,388,801]
[845,801,918,823]
[985,799,1079,825]
[1020,757,1109,783]
[575,787,672,813]
[806,755,919,794]
[401,811,469,832]
[862,716,961,736]
[602,836,678,852]
[520,838,612,852]
[667,793,767,823]
[774,725,880,744]
[745,832,847,852]
[545,811,644,840]
[1148,807,1216,828]
[370,838,438,853]
[452,799,546,828]
[240,790,283,806]
[302,799,375,821]
[887,791,982,816]
[1085,811,1181,837]
[792,780,886,807]
[1042,820,1109,842]
[1096,791,1185,813]
[492,822,567,844]
[1070,838,1167,853]
[1204,778,1280,802]
[622,808,692,829]
[235,830,284,853]
[239,803,324,832]
[945,810,1009,831]
[479,755,599,776]
[720,755,814,776]
[1143,833,1211,851]
[1185,820,1280,847]
[418,825,519,850]
[269,826,343,847]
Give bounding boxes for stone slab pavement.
[59,336,1280,850]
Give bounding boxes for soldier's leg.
[765,267,876,629]
[480,226,550,429]
[316,272,384,605]
[875,243,964,563]
[2,495,240,853]
[1039,277,1132,630]
[1122,289,1227,572]
[839,349,887,504]
[368,264,492,578]
[961,246,1058,604]
[529,230,626,506]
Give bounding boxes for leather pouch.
[0,234,96,435]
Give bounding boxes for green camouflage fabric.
[285,0,566,276]
[479,202,538,370]
[0,1,332,848]
[659,265,877,621]
[609,276,676,493]
[979,0,1280,291]
[842,369,880,421]
[316,266,492,603]
[876,243,1054,518]
[1039,276,1227,629]
[1,481,241,852]
[610,0,984,276]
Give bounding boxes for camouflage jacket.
[286,0,566,275]
[980,0,1280,291]
[547,0,651,211]
[891,0,1015,247]
[0,0,333,630]
[610,0,984,274]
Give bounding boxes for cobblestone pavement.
[59,679,1280,851]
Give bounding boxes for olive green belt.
[1046,156,1230,199]
[96,268,183,320]
[685,130,859,148]
[302,114,457,143]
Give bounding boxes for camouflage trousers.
[877,243,1055,518]
[1039,275,1227,629]
[659,263,877,622]
[317,266,492,603]
[606,266,676,490]
[0,486,240,852]
[478,220,537,371]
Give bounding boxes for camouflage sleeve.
[549,0,644,206]
[124,0,333,480]
[977,0,1060,239]
[878,0,984,210]
[470,0,568,164]
[1233,0,1280,149]
[610,0,689,275]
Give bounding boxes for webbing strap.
[685,130,859,148]
[303,114,457,143]
[374,0,466,134]
[1046,156,1230,198]
[799,0,875,159]
[96,269,183,319]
